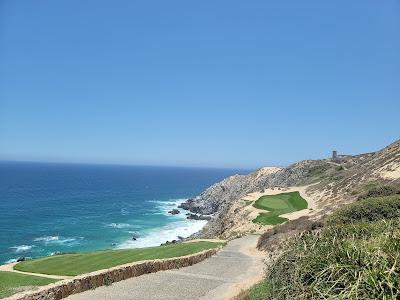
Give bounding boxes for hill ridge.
[181,139,400,238]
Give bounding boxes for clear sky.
[0,1,399,168]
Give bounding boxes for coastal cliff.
[183,140,400,238]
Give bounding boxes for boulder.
[186,214,211,221]
[168,209,180,215]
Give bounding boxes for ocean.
[0,161,248,264]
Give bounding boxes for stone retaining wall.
[7,248,219,300]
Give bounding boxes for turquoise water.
[0,162,247,264]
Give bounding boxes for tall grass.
[329,195,400,225]
[264,195,400,299]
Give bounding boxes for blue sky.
[0,0,399,168]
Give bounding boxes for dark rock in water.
[168,209,180,215]
[177,236,184,240]
[186,213,211,221]
[177,200,191,209]
[111,243,117,246]
[178,199,200,213]
[16,257,26,262]
[130,232,140,240]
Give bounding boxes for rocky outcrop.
[186,213,211,221]
[184,140,400,238]
[6,248,220,300]
[168,209,180,215]
[180,167,283,216]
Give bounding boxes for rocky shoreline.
[179,140,400,238]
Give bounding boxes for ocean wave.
[117,218,207,249]
[33,236,81,245]
[107,223,135,229]
[143,212,164,215]
[149,198,189,218]
[10,245,34,253]
[57,238,79,244]
[128,231,141,235]
[148,198,188,206]
[34,236,59,242]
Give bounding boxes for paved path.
[68,235,265,300]
[0,262,71,280]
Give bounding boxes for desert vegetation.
[256,216,324,251]
[357,182,400,200]
[251,193,400,299]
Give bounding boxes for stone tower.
[332,150,338,160]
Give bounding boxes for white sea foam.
[117,219,207,249]
[150,198,188,218]
[10,245,34,253]
[5,258,18,264]
[106,223,140,229]
[128,231,141,235]
[34,236,60,242]
[56,238,78,244]
[33,236,81,246]
[117,198,207,249]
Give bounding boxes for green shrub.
[307,165,329,178]
[329,195,400,225]
[266,218,400,299]
[263,195,400,299]
[257,216,324,251]
[358,183,400,200]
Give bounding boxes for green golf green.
[14,241,224,276]
[252,192,308,225]
[0,271,58,299]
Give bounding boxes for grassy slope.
[263,194,400,299]
[0,271,58,299]
[14,241,223,276]
[252,192,308,225]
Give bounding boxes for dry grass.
[257,216,324,252]
[262,195,400,299]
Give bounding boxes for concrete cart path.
[67,235,265,300]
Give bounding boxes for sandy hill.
[181,139,400,238]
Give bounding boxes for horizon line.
[0,159,259,171]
